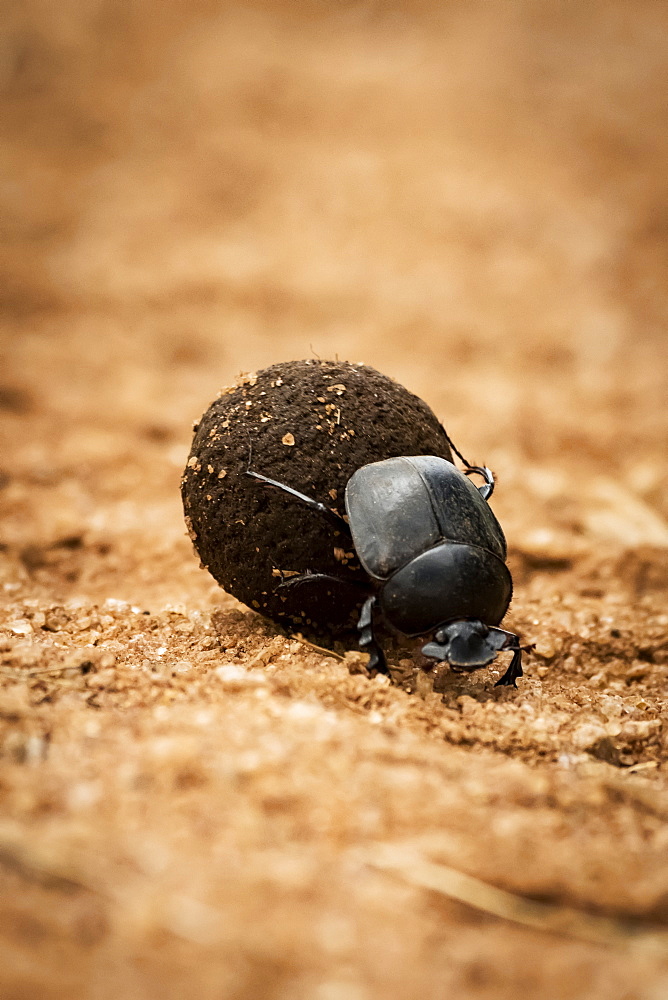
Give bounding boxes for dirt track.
[1,3,668,998]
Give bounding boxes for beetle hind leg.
[276,571,364,594]
[357,596,388,676]
[245,470,352,538]
[271,571,371,639]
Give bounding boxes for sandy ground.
[1,2,668,997]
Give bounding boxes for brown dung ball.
[181,360,453,644]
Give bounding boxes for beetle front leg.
[495,646,523,687]
[357,595,388,676]
[491,629,532,687]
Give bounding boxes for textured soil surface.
[2,3,668,999]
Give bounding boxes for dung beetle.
[246,437,528,686]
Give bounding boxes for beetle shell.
[345,456,507,579]
[380,543,512,636]
[345,455,512,638]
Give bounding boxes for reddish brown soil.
[1,3,667,998]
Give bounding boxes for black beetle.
[246,438,528,686]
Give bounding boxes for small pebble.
[9,619,31,636]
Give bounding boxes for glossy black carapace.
[247,450,528,686]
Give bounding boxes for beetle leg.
[245,470,352,537]
[439,424,495,499]
[495,647,523,687]
[464,465,495,501]
[276,571,368,593]
[270,572,371,636]
[491,630,532,687]
[357,596,388,675]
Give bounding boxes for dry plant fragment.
[368,844,668,954]
[289,633,345,660]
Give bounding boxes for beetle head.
[421,620,507,672]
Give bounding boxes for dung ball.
[181,360,453,644]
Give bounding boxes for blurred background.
[1,0,667,589]
[1,7,668,996]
